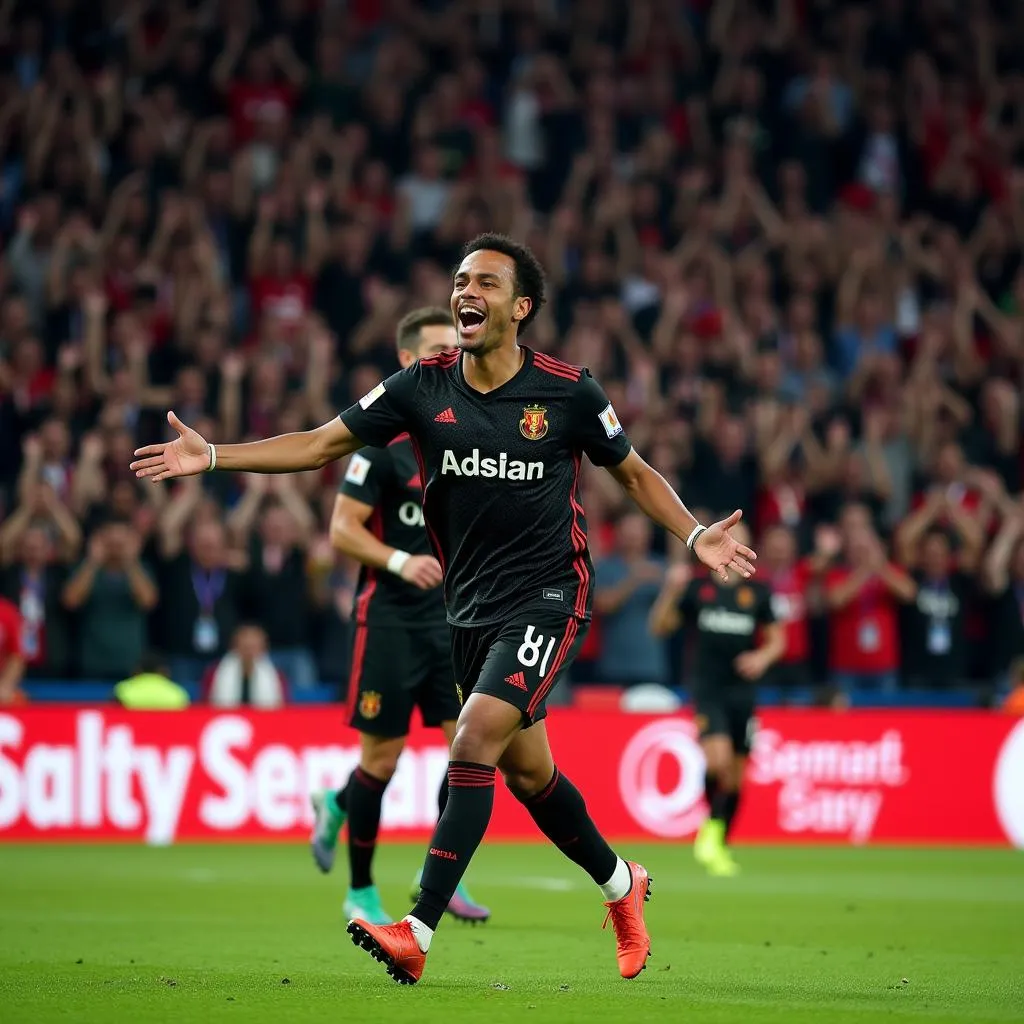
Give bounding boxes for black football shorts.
[450,605,588,727]
[346,623,462,738]
[692,682,758,756]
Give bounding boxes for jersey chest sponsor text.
[396,501,424,527]
[440,448,545,481]
[698,608,756,635]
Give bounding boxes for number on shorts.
[517,624,557,677]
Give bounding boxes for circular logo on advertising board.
[618,718,707,838]
[994,718,1024,849]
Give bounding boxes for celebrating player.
[309,307,489,925]
[131,234,756,985]
[649,521,784,877]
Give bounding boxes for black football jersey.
[339,435,446,628]
[339,347,632,627]
[679,576,776,687]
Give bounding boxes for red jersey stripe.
[354,506,383,623]
[568,452,590,618]
[344,624,369,722]
[408,435,446,576]
[533,351,583,380]
[533,356,582,382]
[420,350,460,368]
[534,366,579,383]
[387,432,411,446]
[527,618,578,716]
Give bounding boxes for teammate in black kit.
[308,308,489,926]
[131,233,757,986]
[650,521,785,877]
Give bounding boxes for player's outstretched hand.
[400,554,443,590]
[693,509,757,582]
[131,411,212,482]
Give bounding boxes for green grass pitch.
[0,843,1021,1023]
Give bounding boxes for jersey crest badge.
[519,404,549,440]
[737,586,755,608]
[359,691,382,719]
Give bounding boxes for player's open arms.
[329,492,442,591]
[606,449,756,582]
[131,411,361,481]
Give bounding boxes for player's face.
[451,249,531,354]
[764,526,795,568]
[415,323,458,361]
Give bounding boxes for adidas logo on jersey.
[441,449,545,481]
[504,671,528,691]
[434,407,457,423]
[697,608,756,635]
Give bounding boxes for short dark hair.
[396,306,454,353]
[459,233,547,334]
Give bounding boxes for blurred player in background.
[309,308,489,925]
[650,521,784,876]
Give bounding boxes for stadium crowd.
[0,0,1022,705]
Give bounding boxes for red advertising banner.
[1,707,1023,846]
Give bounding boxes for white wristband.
[686,524,707,550]
[207,443,217,471]
[386,550,411,576]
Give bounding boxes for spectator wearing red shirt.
[825,505,917,694]
[759,524,818,690]
[0,595,26,704]
[6,337,55,410]
[214,33,306,148]
[910,442,984,524]
[247,187,328,342]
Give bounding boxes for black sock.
[519,768,617,884]
[334,779,350,814]
[411,761,495,930]
[710,788,730,823]
[704,770,718,807]
[722,790,741,839]
[436,773,449,818]
[347,766,388,889]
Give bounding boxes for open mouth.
[458,306,486,336]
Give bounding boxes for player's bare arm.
[131,411,363,481]
[734,621,786,680]
[648,562,691,637]
[329,493,442,591]
[606,449,757,581]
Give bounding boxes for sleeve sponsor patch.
[358,382,386,410]
[599,403,623,439]
[344,453,371,485]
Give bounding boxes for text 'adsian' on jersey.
[440,448,545,481]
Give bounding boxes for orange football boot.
[347,918,427,985]
[602,861,653,979]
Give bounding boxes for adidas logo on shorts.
[504,672,528,691]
